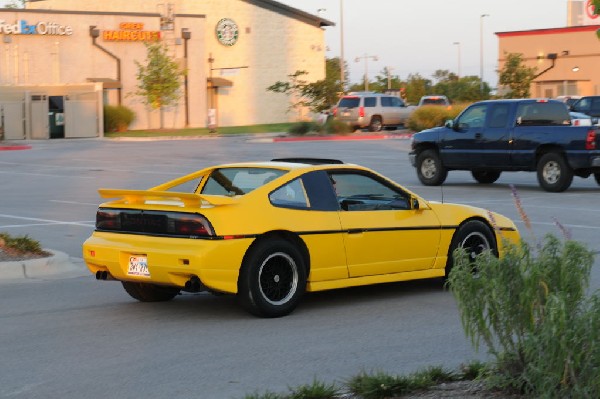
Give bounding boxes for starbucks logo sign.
[216,18,239,46]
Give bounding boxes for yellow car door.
[331,171,441,278]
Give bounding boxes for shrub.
[104,105,136,132]
[320,119,352,135]
[448,235,599,397]
[287,121,317,135]
[0,232,47,255]
[406,104,466,132]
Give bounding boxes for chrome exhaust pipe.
[184,275,206,292]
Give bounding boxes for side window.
[269,178,310,209]
[364,97,376,107]
[390,97,403,107]
[458,104,487,129]
[488,104,509,128]
[329,172,409,211]
[381,97,392,107]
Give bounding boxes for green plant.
[104,105,136,132]
[449,233,599,397]
[320,119,351,135]
[287,121,317,135]
[0,232,47,255]
[406,104,465,132]
[286,378,340,399]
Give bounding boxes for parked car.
[409,99,600,192]
[333,92,415,132]
[556,95,582,108]
[570,111,592,126]
[418,95,451,109]
[569,96,600,125]
[83,158,520,317]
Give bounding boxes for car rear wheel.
[472,170,501,184]
[122,282,180,302]
[416,149,448,186]
[368,116,383,132]
[536,153,573,192]
[238,239,306,318]
[445,220,496,279]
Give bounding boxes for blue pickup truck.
[409,99,600,192]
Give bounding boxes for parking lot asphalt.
[0,130,413,280]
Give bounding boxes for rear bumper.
[82,232,253,294]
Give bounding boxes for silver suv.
[333,92,415,132]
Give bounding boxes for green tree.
[133,41,185,128]
[430,70,490,102]
[404,73,432,104]
[5,0,25,8]
[372,67,402,93]
[266,58,347,116]
[497,52,537,98]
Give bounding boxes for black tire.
[471,170,501,184]
[238,239,307,318]
[368,116,383,132]
[594,173,600,186]
[121,282,180,302]
[536,153,573,192]
[416,149,448,186]
[445,220,496,278]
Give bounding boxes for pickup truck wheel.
[537,153,573,192]
[445,220,496,279]
[368,116,383,132]
[416,149,448,186]
[594,173,600,185]
[238,239,307,318]
[472,170,501,184]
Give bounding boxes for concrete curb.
[0,249,87,281]
[0,143,32,151]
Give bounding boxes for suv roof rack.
[270,158,344,165]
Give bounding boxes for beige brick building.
[0,0,332,139]
[496,25,600,98]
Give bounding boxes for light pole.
[453,41,461,78]
[386,66,394,90]
[339,0,345,94]
[355,53,378,92]
[480,14,489,94]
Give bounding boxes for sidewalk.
[0,250,88,281]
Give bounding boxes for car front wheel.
[122,282,180,302]
[536,153,573,192]
[238,239,307,318]
[445,220,496,278]
[416,149,448,186]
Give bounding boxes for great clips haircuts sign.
[102,22,161,42]
[0,19,73,36]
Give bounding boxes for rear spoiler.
[98,189,237,207]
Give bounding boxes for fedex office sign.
[0,19,73,36]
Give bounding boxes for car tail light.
[96,208,215,238]
[359,106,365,118]
[585,130,596,150]
[332,107,338,117]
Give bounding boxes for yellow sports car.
[83,158,520,317]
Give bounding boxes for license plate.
[128,255,150,277]
[342,111,350,116]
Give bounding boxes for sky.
[276,0,571,87]
[0,0,574,87]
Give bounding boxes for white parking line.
[0,214,95,228]
[50,200,100,206]
[0,170,95,179]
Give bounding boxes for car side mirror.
[410,196,420,210]
[444,119,454,129]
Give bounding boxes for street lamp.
[355,53,378,92]
[340,0,345,94]
[480,14,489,94]
[453,41,461,78]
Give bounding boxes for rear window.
[422,98,447,105]
[338,97,360,108]
[201,168,287,196]
[516,102,570,126]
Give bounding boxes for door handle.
[475,132,482,139]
